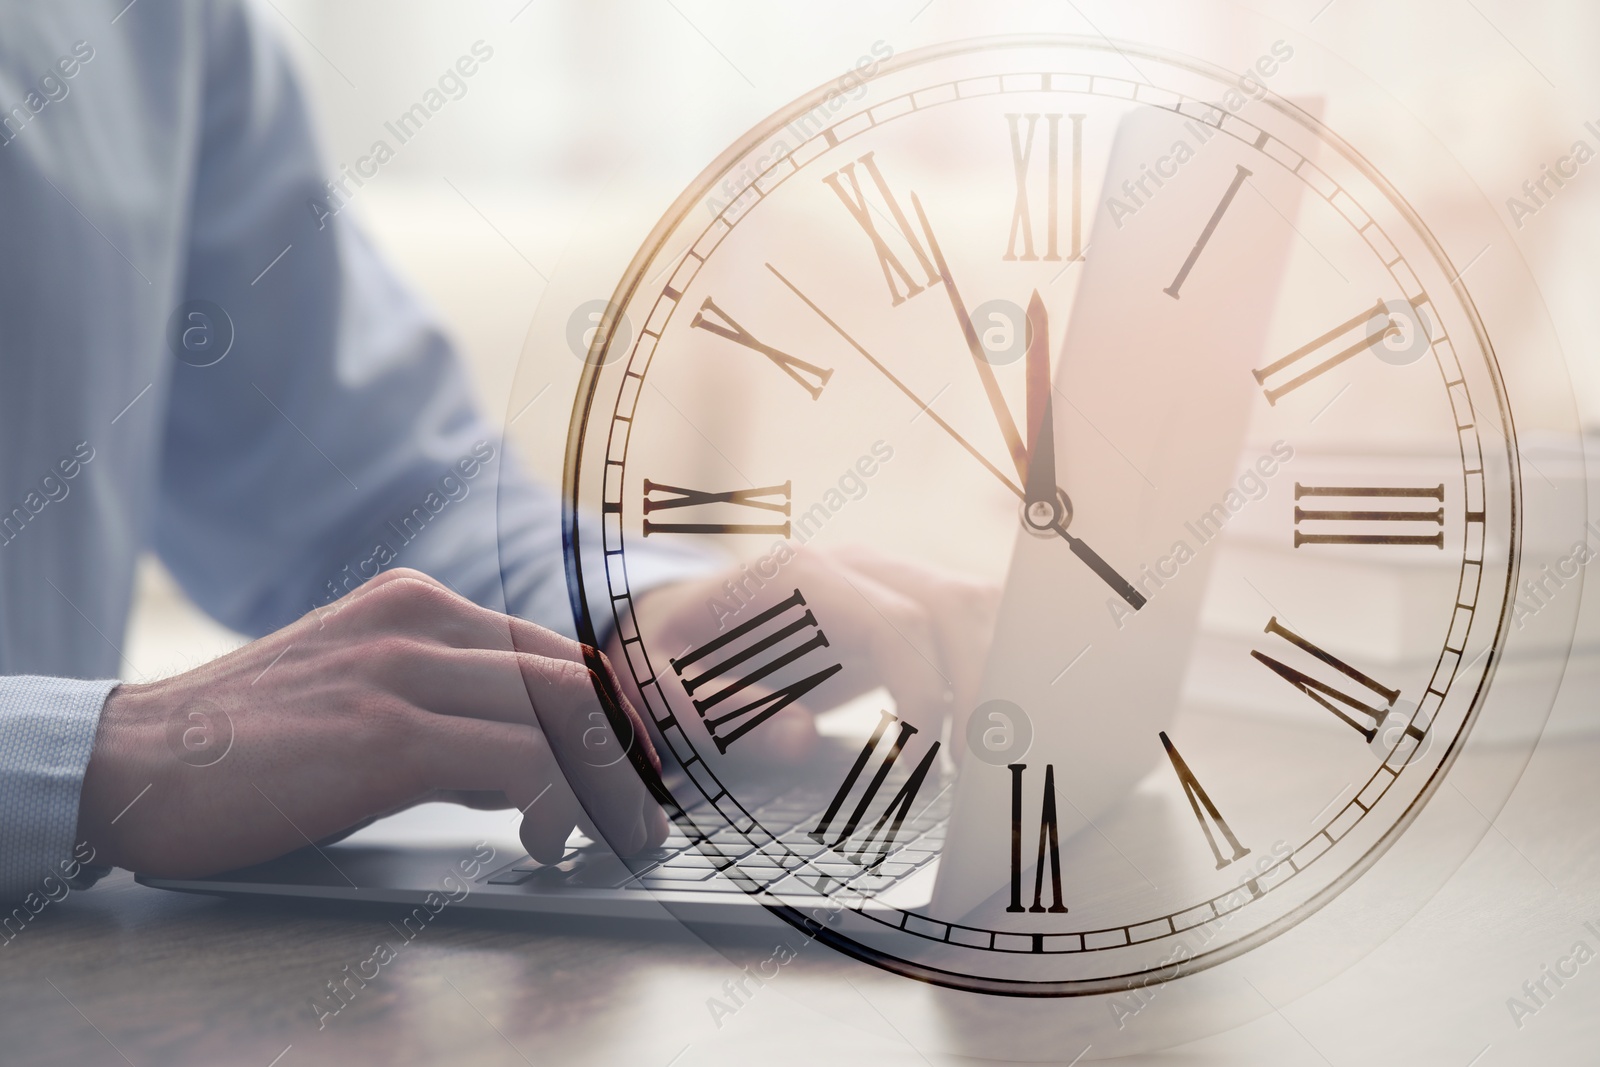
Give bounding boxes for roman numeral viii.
[822,151,940,307]
[1252,617,1398,742]
[1004,113,1085,263]
[691,296,833,400]
[810,709,940,868]
[670,589,841,754]
[1160,731,1250,870]
[1293,483,1445,548]
[642,479,791,537]
[1007,763,1068,914]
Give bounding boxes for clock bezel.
[559,34,1524,997]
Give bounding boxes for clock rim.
[557,32,1527,997]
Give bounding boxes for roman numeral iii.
[642,479,791,537]
[822,151,940,307]
[1293,483,1445,548]
[1007,763,1068,914]
[1160,731,1250,870]
[669,589,841,754]
[1252,617,1399,741]
[691,296,834,400]
[1004,112,1085,263]
[810,709,940,868]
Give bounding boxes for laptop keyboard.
[481,781,950,898]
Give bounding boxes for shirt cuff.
[0,676,117,904]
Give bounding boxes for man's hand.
[608,544,1000,766]
[76,568,667,877]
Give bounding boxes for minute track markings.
[574,54,1511,992]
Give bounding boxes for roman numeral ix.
[642,479,791,537]
[670,589,842,754]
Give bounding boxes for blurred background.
[96,4,1600,1061]
[125,0,1600,685]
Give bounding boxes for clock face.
[562,38,1528,995]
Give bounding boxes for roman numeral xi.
[822,151,939,307]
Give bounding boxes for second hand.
[765,262,1146,612]
[765,262,1023,498]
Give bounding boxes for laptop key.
[486,869,537,886]
[631,875,746,893]
[655,854,726,870]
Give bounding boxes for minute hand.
[765,263,1146,612]
[909,193,1029,483]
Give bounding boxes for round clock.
[554,34,1581,1012]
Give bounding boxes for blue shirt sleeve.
[153,0,707,638]
[0,1,710,903]
[0,676,115,909]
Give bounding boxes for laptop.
[140,105,1293,928]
